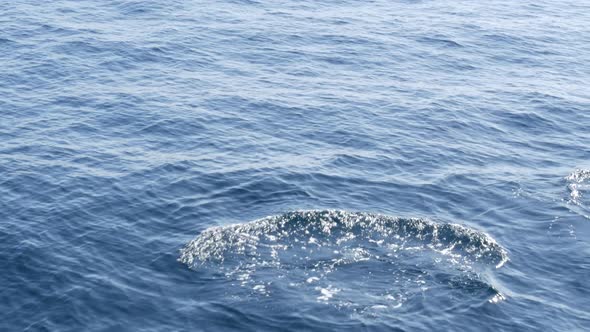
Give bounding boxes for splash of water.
[180,210,508,311]
[565,169,590,205]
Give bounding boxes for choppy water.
[1,0,590,331]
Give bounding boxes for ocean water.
[1,0,589,331]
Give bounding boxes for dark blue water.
[1,0,590,331]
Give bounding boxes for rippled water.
[1,0,590,331]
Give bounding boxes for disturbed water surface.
[1,0,590,331]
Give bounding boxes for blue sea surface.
[1,0,590,331]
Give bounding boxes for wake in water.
[180,211,508,313]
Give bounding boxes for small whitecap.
[306,277,319,283]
